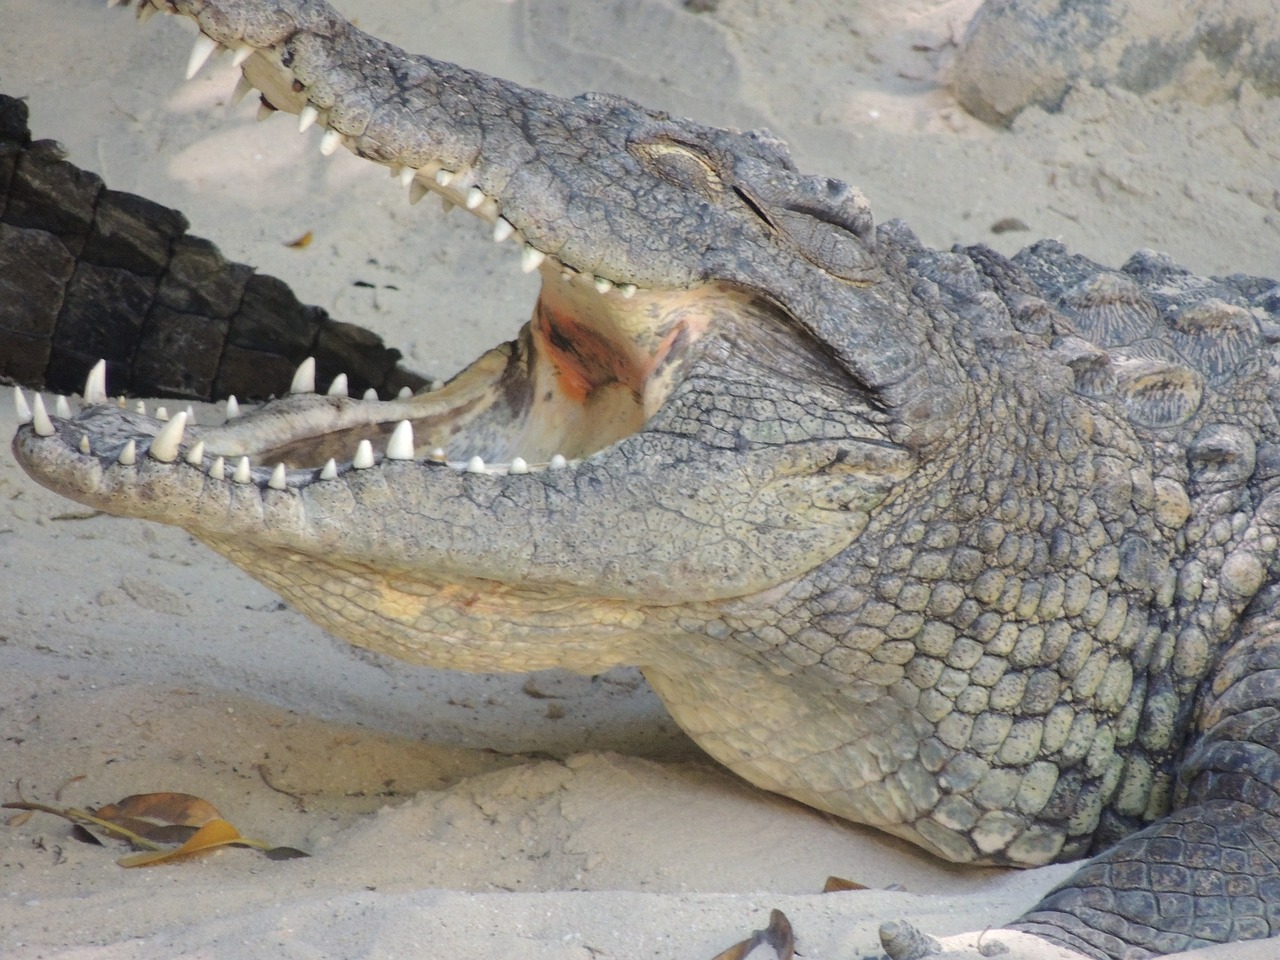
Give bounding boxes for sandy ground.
[2,1,1279,958]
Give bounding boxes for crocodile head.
[12,0,1002,856]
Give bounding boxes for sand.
[1,1,1278,958]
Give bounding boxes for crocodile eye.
[631,139,723,197]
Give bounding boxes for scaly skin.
[10,2,1280,956]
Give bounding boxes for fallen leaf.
[823,875,869,892]
[285,230,313,248]
[118,817,243,867]
[708,909,795,960]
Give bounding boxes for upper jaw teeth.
[15,356,579,486]
[158,10,646,300]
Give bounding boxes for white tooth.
[466,455,486,474]
[55,395,72,419]
[465,186,485,210]
[32,395,54,436]
[298,104,320,133]
[409,179,428,205]
[210,456,225,480]
[428,447,446,462]
[327,373,349,397]
[319,128,343,156]
[186,405,196,423]
[353,440,375,469]
[320,458,338,481]
[118,439,137,465]
[521,245,546,274]
[230,73,255,107]
[290,357,316,394]
[434,169,454,187]
[135,400,147,416]
[269,463,287,490]
[550,454,568,470]
[593,276,613,294]
[186,440,206,465]
[185,33,220,80]
[225,395,241,420]
[256,101,275,122]
[493,218,515,243]
[14,388,32,425]
[149,410,187,462]
[386,420,414,460]
[117,397,126,408]
[509,456,529,474]
[79,434,91,455]
[232,45,253,68]
[398,166,416,187]
[398,386,413,399]
[84,359,108,404]
[619,283,637,299]
[362,388,378,401]
[233,456,252,483]
[155,406,169,421]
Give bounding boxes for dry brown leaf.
[284,230,313,248]
[708,909,795,960]
[95,792,221,827]
[823,875,869,892]
[118,817,243,867]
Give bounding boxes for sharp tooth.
[465,186,485,210]
[118,439,137,465]
[233,456,252,483]
[593,276,613,294]
[409,179,428,205]
[156,406,169,421]
[79,434,91,455]
[257,100,276,122]
[320,458,338,481]
[397,386,413,399]
[185,33,220,80]
[186,440,205,465]
[466,455,486,474]
[32,395,54,436]
[137,4,157,24]
[353,440,375,469]
[398,166,415,187]
[493,218,515,243]
[327,373,349,397]
[428,447,446,462]
[135,400,147,416]
[84,359,108,404]
[509,456,529,474]
[319,128,343,156]
[441,197,456,214]
[434,169,454,187]
[14,388,32,425]
[225,395,241,420]
[55,395,71,419]
[210,456,225,480]
[186,405,196,423]
[231,45,253,68]
[107,0,125,7]
[362,388,378,401]
[149,410,187,462]
[290,357,316,394]
[298,104,320,133]
[230,73,255,106]
[269,463,288,490]
[521,245,545,273]
[549,454,568,469]
[619,283,637,299]
[386,420,415,460]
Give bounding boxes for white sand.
[2,1,1278,957]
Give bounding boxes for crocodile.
[8,2,1280,957]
